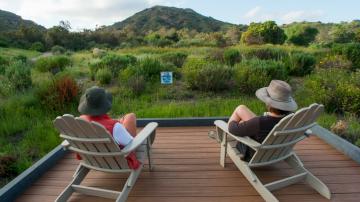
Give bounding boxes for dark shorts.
[236,142,255,162]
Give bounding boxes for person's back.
[228,109,290,161]
[77,86,140,169]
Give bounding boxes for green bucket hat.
[78,86,112,116]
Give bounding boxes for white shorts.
[112,122,133,146]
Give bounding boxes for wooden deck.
[16,126,360,202]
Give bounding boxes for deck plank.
[15,126,360,202]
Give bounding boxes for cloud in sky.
[244,6,261,18]
[244,6,325,24]
[0,0,187,30]
[281,10,324,23]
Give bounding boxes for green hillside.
[110,6,235,33]
[0,9,45,32]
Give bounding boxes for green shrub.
[159,52,188,68]
[183,58,233,91]
[285,52,316,76]
[0,36,9,47]
[30,42,45,52]
[241,21,286,45]
[206,49,225,63]
[90,54,137,78]
[243,47,288,61]
[182,58,208,84]
[332,43,360,70]
[234,59,288,94]
[12,55,28,63]
[51,45,66,54]
[127,75,146,96]
[342,43,360,70]
[95,68,112,85]
[34,56,72,74]
[0,76,14,96]
[223,49,241,66]
[5,61,32,91]
[0,55,9,75]
[301,69,360,116]
[285,24,319,46]
[119,57,177,84]
[145,33,173,47]
[183,57,208,70]
[317,55,352,70]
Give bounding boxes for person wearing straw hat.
[77,86,140,169]
[210,80,298,161]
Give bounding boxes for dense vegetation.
[0,6,360,187]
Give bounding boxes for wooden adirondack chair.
[214,103,331,202]
[53,114,158,202]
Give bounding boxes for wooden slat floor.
[16,126,360,202]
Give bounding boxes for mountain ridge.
[0,9,45,32]
[109,5,235,33]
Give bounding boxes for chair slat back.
[54,114,129,170]
[249,104,324,167]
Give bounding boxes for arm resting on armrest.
[214,120,261,150]
[121,122,158,154]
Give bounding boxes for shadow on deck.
[15,127,360,202]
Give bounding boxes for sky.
[0,0,359,30]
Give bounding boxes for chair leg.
[116,166,142,202]
[55,164,89,202]
[146,137,154,171]
[218,127,227,167]
[227,144,279,202]
[305,171,331,199]
[285,154,331,199]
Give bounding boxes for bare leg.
[228,105,256,124]
[119,113,137,137]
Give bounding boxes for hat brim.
[255,87,298,112]
[78,92,112,116]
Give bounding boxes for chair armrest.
[121,122,158,154]
[61,140,70,149]
[214,120,261,149]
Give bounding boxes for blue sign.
[160,72,173,84]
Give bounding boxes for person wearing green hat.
[78,86,140,169]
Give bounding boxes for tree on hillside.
[241,21,286,45]
[355,29,360,42]
[285,24,319,46]
[224,26,242,45]
[45,21,71,48]
[211,32,227,47]
[330,24,356,43]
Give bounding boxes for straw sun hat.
[255,80,298,112]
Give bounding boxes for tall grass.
[111,96,265,118]
[0,47,41,58]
